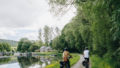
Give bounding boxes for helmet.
[85,47,88,50]
[64,48,68,51]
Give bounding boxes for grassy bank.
[35,52,61,56]
[45,53,80,68]
[91,55,112,68]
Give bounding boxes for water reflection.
[0,56,119,68]
[18,56,53,68]
[0,58,11,64]
[0,56,60,68]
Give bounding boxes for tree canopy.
[0,42,11,52]
[17,38,40,52]
[49,0,120,63]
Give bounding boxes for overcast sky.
[0,0,76,41]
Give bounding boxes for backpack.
[60,61,64,68]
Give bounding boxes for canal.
[0,55,61,68]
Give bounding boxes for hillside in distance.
[0,39,18,47]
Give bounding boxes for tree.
[52,35,66,52]
[48,0,120,65]
[21,40,32,52]
[0,43,4,52]
[17,38,41,52]
[2,43,11,52]
[17,38,32,52]
[55,27,61,36]
[38,28,43,46]
[38,28,42,42]
[43,25,50,46]
[49,27,54,41]
[29,43,40,52]
[17,38,27,52]
[0,42,11,52]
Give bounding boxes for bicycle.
[82,58,89,68]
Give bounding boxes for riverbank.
[0,56,12,59]
[34,52,61,56]
[0,52,60,57]
[45,53,80,68]
[90,55,120,68]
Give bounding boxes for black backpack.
[60,61,64,68]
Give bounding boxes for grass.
[35,52,61,56]
[45,53,80,68]
[91,55,112,68]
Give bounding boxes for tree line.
[17,26,60,52]
[0,42,11,52]
[17,38,40,52]
[48,0,120,63]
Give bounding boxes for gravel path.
[72,55,91,68]
[71,55,85,68]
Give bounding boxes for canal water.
[0,56,61,68]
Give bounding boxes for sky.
[0,0,76,41]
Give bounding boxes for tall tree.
[38,28,42,42]
[38,28,43,46]
[43,25,50,46]
[49,27,54,41]
[48,0,120,56]
[0,42,11,52]
[29,42,40,52]
[17,38,32,52]
[55,27,61,36]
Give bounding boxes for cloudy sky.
[0,0,76,41]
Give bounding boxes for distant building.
[14,52,20,56]
[39,46,52,52]
[40,46,46,52]
[45,46,52,52]
[0,52,3,56]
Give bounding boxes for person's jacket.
[63,51,70,62]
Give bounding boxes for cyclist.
[83,47,89,63]
[63,48,72,68]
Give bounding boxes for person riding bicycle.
[63,48,72,68]
[83,47,89,63]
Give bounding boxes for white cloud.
[21,32,38,40]
[0,0,76,41]
[0,0,48,28]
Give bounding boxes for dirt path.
[72,55,91,68]
[71,55,85,68]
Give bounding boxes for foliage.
[0,42,11,52]
[48,0,120,66]
[0,39,18,47]
[17,57,40,68]
[91,55,120,68]
[0,58,11,64]
[38,26,61,47]
[44,25,51,46]
[17,38,40,52]
[52,35,66,52]
[17,38,31,52]
[29,43,40,52]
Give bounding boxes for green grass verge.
[35,52,61,56]
[45,53,80,68]
[91,55,112,68]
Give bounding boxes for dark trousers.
[85,58,89,63]
[64,60,70,68]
